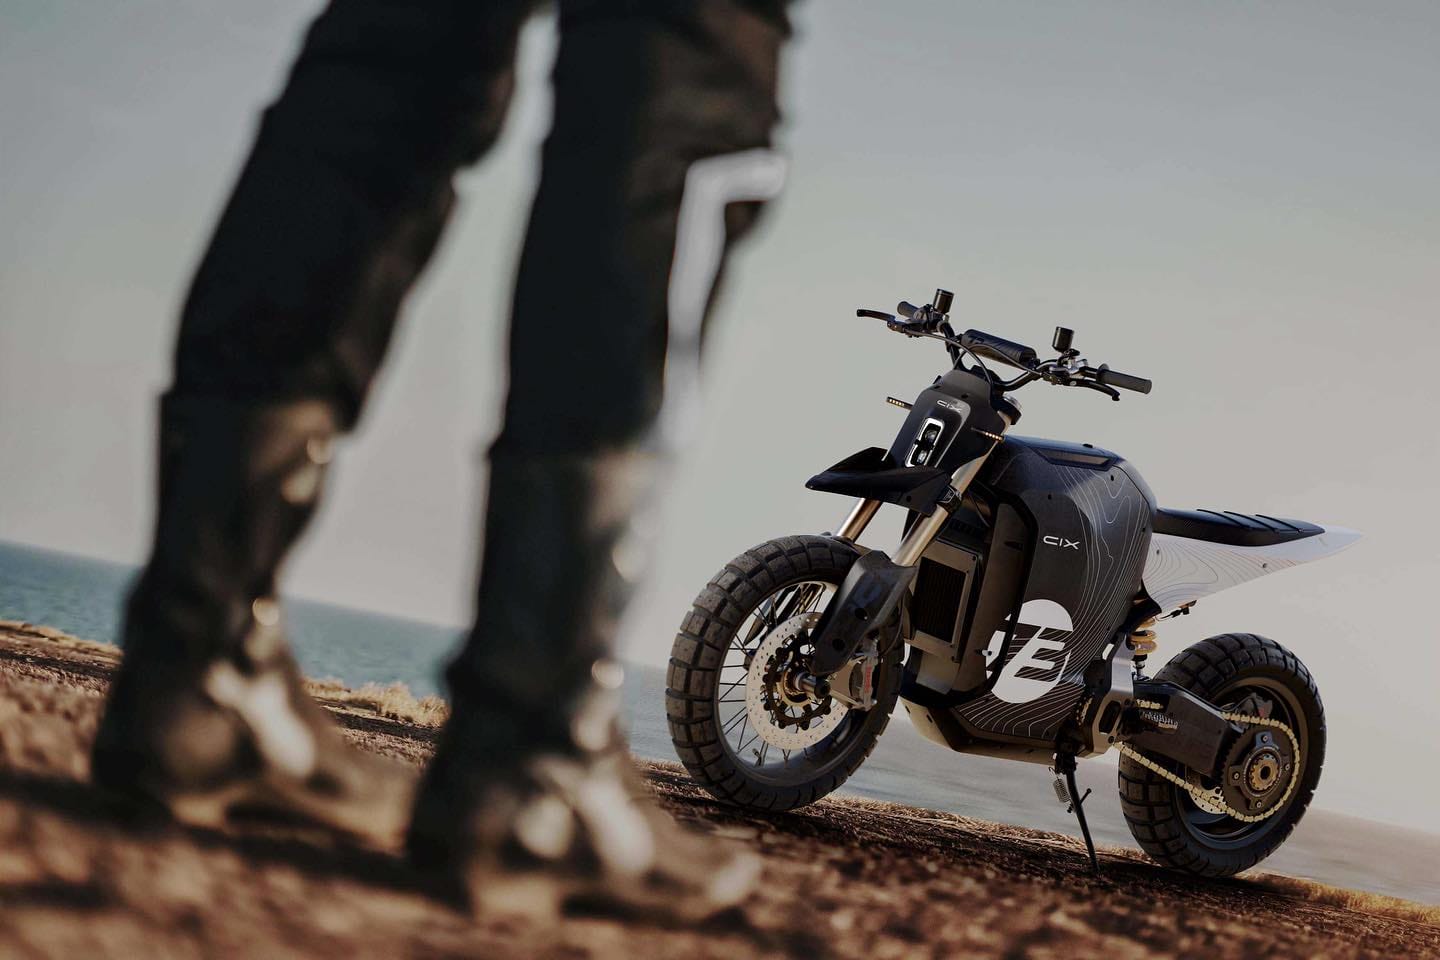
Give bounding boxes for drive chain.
[1116,711,1302,824]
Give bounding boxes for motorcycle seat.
[1153,508,1323,548]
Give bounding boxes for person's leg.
[93,0,532,841]
[409,0,790,916]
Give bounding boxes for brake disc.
[745,612,848,751]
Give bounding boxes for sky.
[2,1,1438,832]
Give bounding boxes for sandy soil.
[0,621,1436,959]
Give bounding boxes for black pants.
[167,0,789,708]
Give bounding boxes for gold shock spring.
[1128,617,1159,656]
[1129,628,1159,656]
[1127,602,1195,670]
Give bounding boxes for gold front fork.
[835,498,881,541]
[891,448,996,566]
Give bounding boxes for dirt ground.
[0,621,1436,959]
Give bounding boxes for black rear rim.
[1175,676,1308,850]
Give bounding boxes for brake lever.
[1075,379,1121,401]
[856,308,929,337]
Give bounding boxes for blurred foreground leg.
[408,0,790,918]
[92,0,531,844]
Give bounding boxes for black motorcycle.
[665,289,1359,875]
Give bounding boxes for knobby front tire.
[665,535,903,812]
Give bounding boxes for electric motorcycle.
[665,289,1359,875]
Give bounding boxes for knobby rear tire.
[1119,632,1326,877]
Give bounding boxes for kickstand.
[1054,752,1099,876]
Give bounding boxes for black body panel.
[901,435,1157,750]
[803,368,1007,675]
[884,368,1011,473]
[805,368,1009,517]
[1154,508,1323,547]
[1023,438,1120,470]
[942,503,1027,692]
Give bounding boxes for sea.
[1,539,1435,905]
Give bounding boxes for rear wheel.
[1119,633,1325,876]
[666,535,903,811]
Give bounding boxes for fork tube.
[891,443,999,567]
[835,498,881,541]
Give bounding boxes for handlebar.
[856,297,1152,401]
[959,329,1038,370]
[958,327,1150,396]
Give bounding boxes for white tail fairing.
[1142,525,1361,614]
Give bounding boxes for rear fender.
[1143,525,1362,613]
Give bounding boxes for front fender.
[805,447,954,515]
[808,549,917,676]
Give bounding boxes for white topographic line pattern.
[957,461,1152,740]
[1142,526,1362,614]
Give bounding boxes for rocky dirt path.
[1,622,1436,959]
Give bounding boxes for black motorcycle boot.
[91,394,412,845]
[407,450,759,920]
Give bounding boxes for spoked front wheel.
[666,535,903,812]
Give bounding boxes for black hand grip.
[960,329,1038,370]
[896,301,921,320]
[1094,364,1152,395]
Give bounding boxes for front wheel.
[1119,633,1325,877]
[666,535,903,812]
